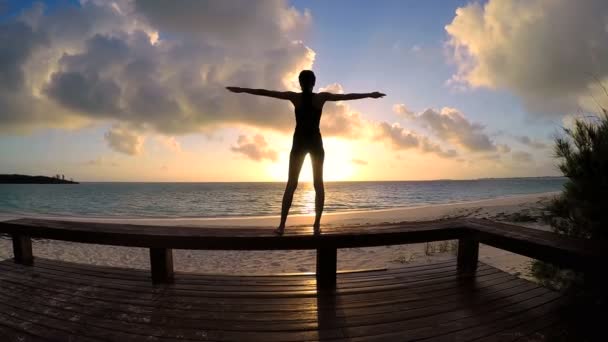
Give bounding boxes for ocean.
[0,177,565,219]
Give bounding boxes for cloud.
[512,151,533,163]
[445,0,608,114]
[104,126,144,155]
[392,103,414,117]
[377,122,419,149]
[317,83,368,138]
[352,159,368,166]
[515,135,548,149]
[231,134,278,162]
[419,138,459,158]
[404,107,497,152]
[133,0,310,44]
[376,122,458,158]
[0,0,314,136]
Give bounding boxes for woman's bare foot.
[274,227,285,235]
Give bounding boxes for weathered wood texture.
[0,258,582,341]
[1,217,606,272]
[10,234,33,265]
[0,218,469,250]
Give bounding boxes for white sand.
[0,192,558,281]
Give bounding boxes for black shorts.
[291,132,324,158]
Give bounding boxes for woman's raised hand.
[370,92,386,99]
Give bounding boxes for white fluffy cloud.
[446,0,608,114]
[394,104,497,152]
[318,83,368,138]
[392,103,413,117]
[231,134,278,162]
[376,122,458,159]
[0,0,314,151]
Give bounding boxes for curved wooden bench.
[0,217,605,288]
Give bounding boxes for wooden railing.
[1,218,605,288]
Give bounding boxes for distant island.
[0,174,78,184]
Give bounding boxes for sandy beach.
[0,192,557,281]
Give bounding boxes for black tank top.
[294,92,321,137]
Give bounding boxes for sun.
[267,138,356,182]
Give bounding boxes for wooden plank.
[0,261,525,311]
[0,274,546,336]
[0,260,500,299]
[0,258,582,341]
[0,274,534,328]
[0,319,50,342]
[0,309,103,342]
[11,234,33,265]
[417,297,568,341]
[0,269,510,318]
[25,256,454,284]
[0,264,523,319]
[0,260,501,301]
[474,311,565,341]
[465,218,607,270]
[344,289,562,340]
[1,217,606,275]
[0,218,470,250]
[0,264,512,316]
[515,321,571,341]
[149,248,174,284]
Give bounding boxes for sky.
[1,0,607,182]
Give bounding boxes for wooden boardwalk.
[0,257,573,341]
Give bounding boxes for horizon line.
[69,175,565,183]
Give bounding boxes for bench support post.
[316,247,337,289]
[12,234,33,265]
[150,248,174,284]
[457,236,479,274]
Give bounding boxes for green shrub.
[532,109,608,292]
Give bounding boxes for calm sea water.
[0,178,565,218]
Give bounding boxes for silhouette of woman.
[227,70,385,235]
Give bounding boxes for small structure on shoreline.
[0,174,78,184]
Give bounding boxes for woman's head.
[298,70,316,92]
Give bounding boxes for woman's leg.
[277,150,306,234]
[311,149,325,234]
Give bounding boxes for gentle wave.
[0,178,565,219]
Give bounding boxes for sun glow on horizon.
[266,138,357,182]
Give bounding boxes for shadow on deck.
[0,258,578,341]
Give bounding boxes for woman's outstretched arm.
[320,92,386,101]
[226,87,296,100]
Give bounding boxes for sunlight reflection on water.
[0,178,564,218]
[301,185,316,215]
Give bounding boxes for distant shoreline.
[0,174,78,184]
